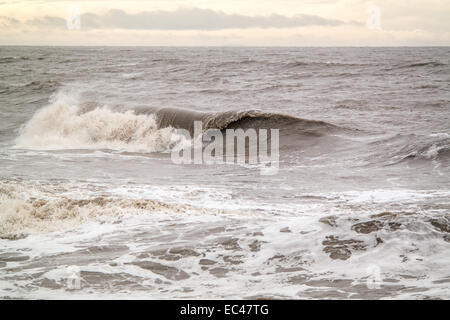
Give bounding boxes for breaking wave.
[15,89,343,152]
[0,180,222,237]
[14,90,188,152]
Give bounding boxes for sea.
[0,46,449,299]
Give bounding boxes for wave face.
[147,107,342,137]
[15,91,188,152]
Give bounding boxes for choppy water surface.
[0,47,449,299]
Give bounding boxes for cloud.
[81,8,353,30]
[27,16,66,28]
[0,16,20,28]
[1,2,448,46]
[20,8,355,31]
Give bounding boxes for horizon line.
[1,45,449,48]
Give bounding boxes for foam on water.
[1,179,449,299]
[14,89,188,153]
[0,180,228,237]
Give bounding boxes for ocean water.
[0,46,449,299]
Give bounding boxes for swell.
[0,56,44,64]
[392,142,450,164]
[386,61,445,71]
[213,60,372,69]
[23,80,61,91]
[0,80,60,96]
[148,107,342,137]
[375,134,450,165]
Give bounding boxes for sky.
[0,0,449,46]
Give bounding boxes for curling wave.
[15,89,343,152]
[145,107,341,137]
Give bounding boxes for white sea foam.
[14,89,188,153]
[0,180,224,237]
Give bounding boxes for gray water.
[0,47,449,299]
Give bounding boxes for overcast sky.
[0,0,449,46]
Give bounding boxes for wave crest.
[153,107,341,137]
[15,91,188,152]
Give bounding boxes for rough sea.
[0,47,449,299]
